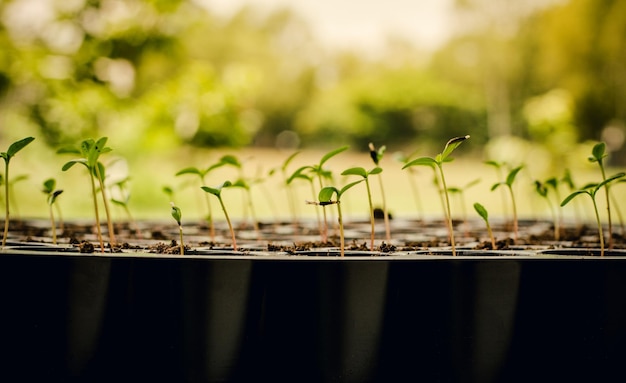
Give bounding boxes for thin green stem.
[2,161,9,248]
[95,166,116,247]
[337,201,345,257]
[592,197,605,257]
[178,226,185,255]
[377,173,391,242]
[486,220,496,250]
[365,178,375,250]
[437,164,456,256]
[318,176,328,242]
[218,197,237,251]
[49,204,57,245]
[508,185,519,242]
[599,165,614,249]
[89,173,104,252]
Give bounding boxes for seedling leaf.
[402,157,437,169]
[561,190,589,207]
[320,146,349,167]
[589,142,606,163]
[341,167,368,178]
[441,135,470,162]
[473,202,489,221]
[6,137,35,158]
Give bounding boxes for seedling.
[308,179,364,257]
[341,166,383,250]
[403,135,470,256]
[201,181,237,251]
[176,161,224,241]
[369,143,391,241]
[1,136,35,248]
[42,178,63,245]
[491,165,523,242]
[473,202,496,249]
[170,202,185,255]
[269,151,301,224]
[448,178,480,236]
[219,155,259,233]
[61,137,116,251]
[561,172,626,256]
[534,178,560,241]
[485,160,509,218]
[287,166,321,237]
[230,178,260,239]
[110,177,142,239]
[588,142,616,249]
[290,146,349,242]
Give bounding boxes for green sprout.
[61,137,116,252]
[42,178,63,245]
[170,202,184,255]
[403,135,470,256]
[448,178,480,236]
[290,146,349,242]
[491,165,523,242]
[1,136,35,248]
[110,177,142,239]
[534,178,561,241]
[176,161,225,241]
[369,142,391,242]
[287,166,320,236]
[484,160,509,218]
[269,151,301,224]
[473,202,496,250]
[341,166,383,250]
[309,179,364,257]
[588,142,616,249]
[561,172,626,256]
[201,181,238,251]
[230,178,260,239]
[219,155,259,234]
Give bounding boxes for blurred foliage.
[0,0,625,162]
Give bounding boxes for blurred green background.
[0,0,625,222]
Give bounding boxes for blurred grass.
[6,141,623,227]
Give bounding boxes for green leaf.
[49,190,63,205]
[170,202,182,225]
[282,151,300,171]
[319,146,349,167]
[62,159,87,171]
[42,178,56,194]
[287,165,313,184]
[534,181,548,198]
[589,142,606,163]
[491,182,504,192]
[473,202,489,221]
[220,155,241,168]
[341,167,368,178]
[6,137,35,158]
[111,199,126,208]
[596,172,626,191]
[201,186,221,197]
[56,146,81,155]
[561,190,589,207]
[369,167,383,175]
[505,166,523,186]
[176,167,203,177]
[339,179,365,196]
[440,135,470,161]
[402,157,437,169]
[484,160,505,168]
[318,186,338,203]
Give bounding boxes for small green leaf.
[473,202,489,221]
[589,142,606,163]
[49,190,63,205]
[339,179,365,196]
[402,157,437,169]
[282,151,300,171]
[6,137,35,158]
[505,166,523,186]
[176,167,203,177]
[319,146,349,167]
[62,159,87,171]
[369,167,383,175]
[341,167,368,178]
[440,135,470,161]
[201,186,221,197]
[111,199,126,208]
[56,146,81,155]
[170,202,182,226]
[561,190,589,207]
[220,155,241,168]
[42,178,56,194]
[318,186,338,203]
[534,181,548,198]
[287,165,313,184]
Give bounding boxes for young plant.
[394,151,424,221]
[448,178,480,236]
[201,181,237,251]
[561,172,626,256]
[402,135,470,256]
[176,161,224,241]
[473,202,496,250]
[588,142,616,249]
[491,165,523,242]
[231,178,260,239]
[341,166,383,250]
[61,137,116,251]
[219,155,259,233]
[309,179,364,257]
[170,202,185,255]
[110,177,142,239]
[290,146,349,242]
[42,178,63,245]
[369,142,391,241]
[287,166,320,235]
[534,178,561,241]
[1,136,35,248]
[485,160,509,218]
